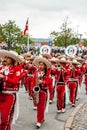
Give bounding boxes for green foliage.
[0,20,33,50]
[50,17,79,47]
[0,24,6,42]
[83,39,87,46]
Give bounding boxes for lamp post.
[76,25,79,44]
[79,34,83,42]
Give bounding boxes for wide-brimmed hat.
[59,57,70,64]
[0,50,22,63]
[76,57,84,63]
[71,59,81,65]
[22,52,31,58]
[33,56,51,68]
[83,55,87,59]
[50,57,59,63]
[41,53,52,59]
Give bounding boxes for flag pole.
[27,17,29,52]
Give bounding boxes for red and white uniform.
[68,66,81,105]
[26,65,36,99]
[81,62,87,93]
[49,66,57,102]
[34,69,51,124]
[0,65,22,130]
[56,68,66,111]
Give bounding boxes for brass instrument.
[33,71,41,104]
[57,64,65,71]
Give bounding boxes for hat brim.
[22,52,31,58]
[0,50,22,63]
[76,58,84,63]
[71,61,81,65]
[42,53,52,59]
[59,60,70,64]
[50,58,59,62]
[83,55,87,59]
[33,57,51,68]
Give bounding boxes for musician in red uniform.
[0,50,22,130]
[56,58,70,113]
[33,56,51,128]
[84,63,87,94]
[49,57,58,104]
[26,62,36,100]
[81,61,87,93]
[68,59,81,106]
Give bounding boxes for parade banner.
[65,45,77,57]
[40,45,51,54]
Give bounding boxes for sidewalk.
[64,83,87,130]
[71,102,87,130]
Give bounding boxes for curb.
[64,102,86,130]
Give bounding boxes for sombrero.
[71,59,81,65]
[22,52,31,58]
[50,57,59,62]
[83,55,87,59]
[41,53,52,59]
[59,57,70,64]
[0,50,22,63]
[33,56,51,69]
[76,57,84,62]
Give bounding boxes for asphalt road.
[12,83,87,130]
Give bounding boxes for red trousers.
[56,84,65,110]
[68,81,77,104]
[0,93,16,130]
[78,76,82,87]
[85,75,87,92]
[26,76,35,98]
[48,78,54,101]
[37,90,47,123]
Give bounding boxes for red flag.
[23,19,28,35]
[20,18,29,38]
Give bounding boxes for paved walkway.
[71,102,87,130]
[64,82,87,130]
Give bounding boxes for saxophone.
[33,71,40,104]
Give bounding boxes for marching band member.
[0,50,22,130]
[21,52,32,92]
[33,56,51,129]
[26,56,36,100]
[41,53,54,104]
[82,60,87,94]
[49,57,58,104]
[68,59,81,107]
[56,57,70,113]
[76,57,85,88]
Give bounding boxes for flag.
[23,18,28,35]
[20,18,29,38]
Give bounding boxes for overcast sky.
[0,0,87,38]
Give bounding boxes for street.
[12,83,87,130]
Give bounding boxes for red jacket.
[0,65,22,91]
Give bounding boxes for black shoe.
[36,123,41,129]
[36,125,40,129]
[72,104,75,107]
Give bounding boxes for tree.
[2,20,21,50]
[50,17,78,47]
[1,20,34,51]
[83,39,87,46]
[0,24,6,43]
